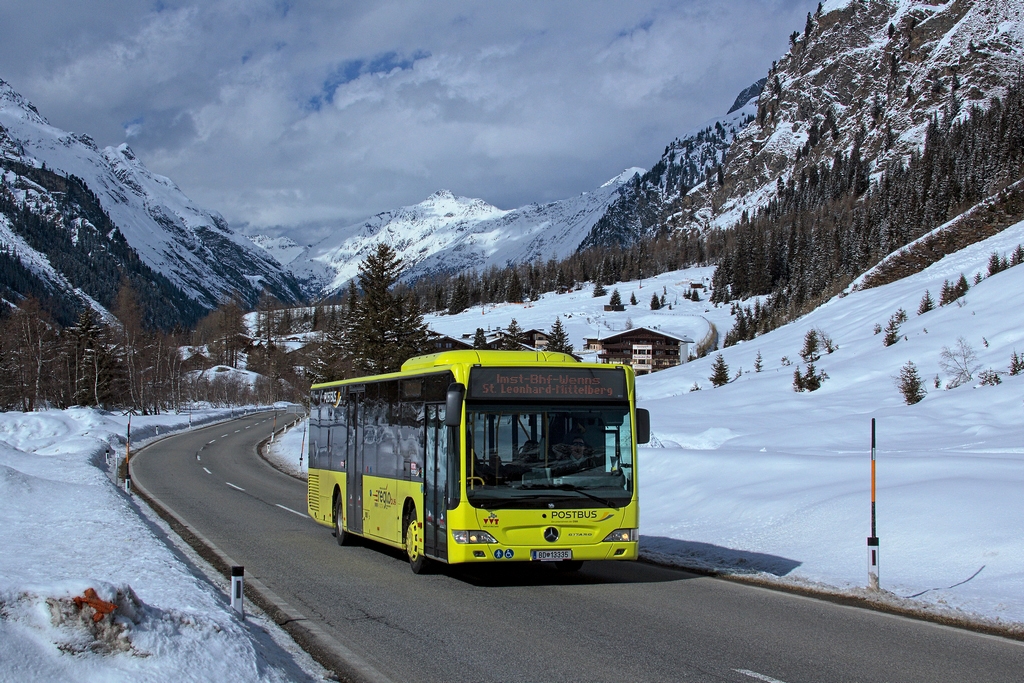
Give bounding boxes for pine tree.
[754,350,763,373]
[800,329,820,362]
[593,282,607,297]
[918,290,934,315]
[1009,351,1024,376]
[882,312,901,347]
[630,292,638,306]
[448,277,469,315]
[709,354,730,387]
[473,328,489,350]
[547,317,574,355]
[988,252,1003,277]
[350,243,428,374]
[609,289,622,307]
[895,360,926,404]
[501,319,525,350]
[650,293,661,310]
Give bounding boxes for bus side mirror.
[445,383,465,427]
[635,408,651,444]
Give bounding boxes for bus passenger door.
[424,404,448,561]
[347,394,364,535]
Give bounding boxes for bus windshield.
[465,403,634,509]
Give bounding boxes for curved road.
[132,414,1024,683]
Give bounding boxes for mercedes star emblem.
[544,526,560,543]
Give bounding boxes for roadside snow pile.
[0,408,324,682]
[263,417,309,479]
[637,219,1024,629]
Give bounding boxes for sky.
[0,0,816,243]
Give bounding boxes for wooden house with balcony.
[586,327,693,375]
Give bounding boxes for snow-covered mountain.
[582,0,1023,247]
[260,168,644,297]
[676,0,1024,234]
[0,79,303,319]
[581,82,762,248]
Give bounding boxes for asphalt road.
[132,414,1024,683]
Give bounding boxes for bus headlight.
[602,528,638,543]
[452,530,498,544]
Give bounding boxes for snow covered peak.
[0,79,302,310]
[280,170,648,295]
[601,168,644,188]
[0,78,48,128]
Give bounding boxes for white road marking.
[221,434,229,438]
[735,670,790,683]
[226,482,245,491]
[203,467,212,474]
[207,440,216,445]
[275,504,306,517]
[234,429,240,433]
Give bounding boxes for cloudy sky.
[0,0,815,242]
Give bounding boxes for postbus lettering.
[550,510,599,520]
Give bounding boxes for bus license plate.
[531,549,572,561]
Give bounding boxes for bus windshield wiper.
[517,483,621,509]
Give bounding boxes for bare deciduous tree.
[939,337,979,388]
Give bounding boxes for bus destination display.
[469,367,626,401]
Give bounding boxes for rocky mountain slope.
[680,0,1024,234]
[581,80,763,248]
[0,79,303,324]
[582,0,1023,248]
[263,168,644,296]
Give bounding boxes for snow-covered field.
[3,222,1024,680]
[427,219,1024,631]
[0,408,329,682]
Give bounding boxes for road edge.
[130,418,396,683]
[638,557,1024,643]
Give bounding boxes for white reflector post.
[230,566,244,616]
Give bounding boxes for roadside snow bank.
[0,408,325,682]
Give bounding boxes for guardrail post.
[231,566,244,616]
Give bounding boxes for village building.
[583,327,693,375]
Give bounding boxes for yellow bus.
[306,349,649,573]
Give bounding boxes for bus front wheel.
[334,497,349,546]
[405,515,427,574]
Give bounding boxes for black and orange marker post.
[867,418,880,590]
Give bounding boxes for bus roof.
[401,349,579,371]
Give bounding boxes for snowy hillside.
[424,218,1024,628]
[0,79,303,312]
[265,169,643,297]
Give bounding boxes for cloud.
[1,0,818,242]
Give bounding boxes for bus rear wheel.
[334,497,349,546]
[555,560,584,572]
[405,515,427,574]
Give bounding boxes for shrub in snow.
[939,337,979,388]
[754,351,763,373]
[709,354,730,387]
[793,362,828,392]
[689,382,701,392]
[895,361,926,405]
[1010,351,1024,376]
[978,369,1002,386]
